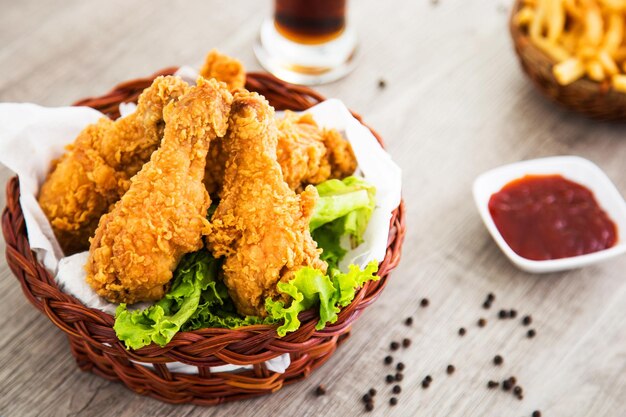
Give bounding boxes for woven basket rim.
[509,0,624,96]
[2,68,406,367]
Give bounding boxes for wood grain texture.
[0,0,624,416]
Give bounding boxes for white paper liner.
[0,68,402,375]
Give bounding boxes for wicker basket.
[510,0,626,120]
[2,69,405,405]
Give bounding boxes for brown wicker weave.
[2,69,405,405]
[510,0,626,120]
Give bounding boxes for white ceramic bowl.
[473,156,626,273]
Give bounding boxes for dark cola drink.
[274,0,347,44]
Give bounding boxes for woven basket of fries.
[2,67,405,405]
[510,0,626,120]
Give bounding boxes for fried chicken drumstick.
[203,110,357,195]
[206,90,327,317]
[86,78,232,304]
[38,76,189,255]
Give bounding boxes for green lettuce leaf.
[266,261,379,337]
[114,250,270,349]
[310,176,376,269]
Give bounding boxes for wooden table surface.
[1,0,625,416]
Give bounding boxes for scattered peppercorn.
[365,402,374,412]
[377,79,387,89]
[395,372,404,381]
[402,338,411,348]
[425,375,432,382]
[478,318,487,327]
[386,374,395,383]
[487,293,495,301]
[384,355,393,365]
[389,397,398,406]
[509,309,518,318]
[513,386,523,396]
[458,327,466,336]
[315,385,326,396]
[483,300,492,309]
[522,315,532,326]
[421,379,431,388]
[420,298,429,307]
[493,355,503,365]
[502,379,513,391]
[487,380,499,389]
[392,385,401,394]
[396,362,405,371]
[404,317,413,326]
[390,341,400,351]
[369,388,377,397]
[527,329,537,338]
[362,393,372,403]
[499,309,508,319]
[508,376,517,385]
[446,364,455,374]
[532,411,542,417]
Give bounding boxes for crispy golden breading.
[276,111,357,191]
[38,76,189,254]
[206,90,326,317]
[199,49,246,91]
[203,110,357,196]
[86,78,232,304]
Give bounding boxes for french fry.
[516,6,536,26]
[599,49,620,73]
[611,74,626,91]
[553,57,586,84]
[547,0,566,42]
[583,6,604,46]
[587,60,607,80]
[534,36,572,60]
[603,13,624,53]
[529,1,547,40]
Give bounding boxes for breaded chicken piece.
[38,76,189,254]
[276,111,357,191]
[86,78,232,304]
[206,90,326,317]
[200,50,246,195]
[203,110,357,196]
[199,49,246,91]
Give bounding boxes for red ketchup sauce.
[488,174,618,261]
